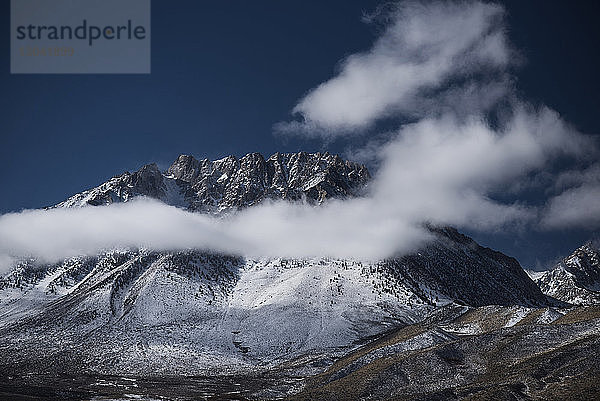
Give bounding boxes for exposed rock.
[55,152,370,212]
[535,243,600,305]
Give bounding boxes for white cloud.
[0,198,432,272]
[551,163,600,193]
[375,107,586,195]
[541,163,600,229]
[541,184,600,230]
[279,1,513,136]
[0,200,234,264]
[278,0,599,233]
[368,106,588,231]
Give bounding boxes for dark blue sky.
[1,1,599,268]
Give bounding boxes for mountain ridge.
[54,152,371,213]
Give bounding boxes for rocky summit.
[534,243,600,306]
[55,152,371,212]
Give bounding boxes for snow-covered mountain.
[0,227,547,378]
[534,243,600,305]
[0,152,562,399]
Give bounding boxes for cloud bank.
[0,198,430,269]
[1,0,598,272]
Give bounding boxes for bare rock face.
[535,243,600,305]
[166,151,371,212]
[55,152,370,212]
[54,162,169,208]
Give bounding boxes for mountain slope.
[387,226,544,307]
[288,304,600,401]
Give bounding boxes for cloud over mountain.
[1,1,598,269]
[278,0,598,232]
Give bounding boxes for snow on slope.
[0,250,437,376]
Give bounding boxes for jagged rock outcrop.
[55,152,370,212]
[535,243,600,305]
[54,163,168,208]
[168,152,370,212]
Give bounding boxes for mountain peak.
[534,242,600,305]
[167,154,201,182]
[564,243,600,275]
